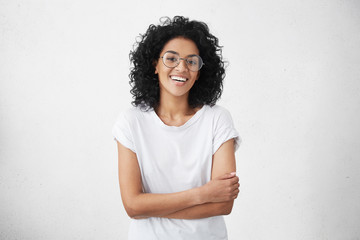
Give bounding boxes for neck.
[156,92,193,118]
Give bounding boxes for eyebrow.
[166,50,178,54]
[165,50,199,57]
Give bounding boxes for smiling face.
[155,37,200,100]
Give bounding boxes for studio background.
[1,0,359,239]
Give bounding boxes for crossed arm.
[116,138,239,219]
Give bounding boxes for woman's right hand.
[200,172,240,203]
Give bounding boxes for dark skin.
[116,37,239,219]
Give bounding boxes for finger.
[233,189,240,199]
[229,176,239,184]
[231,183,240,191]
[233,193,239,199]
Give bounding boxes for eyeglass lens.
[162,52,203,71]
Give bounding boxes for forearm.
[125,172,239,219]
[117,140,239,220]
[124,187,204,218]
[160,200,234,219]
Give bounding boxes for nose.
[175,58,189,71]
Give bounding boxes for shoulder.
[205,104,233,119]
[112,106,152,138]
[116,106,152,123]
[207,104,231,114]
[203,104,236,128]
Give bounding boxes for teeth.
[171,76,187,82]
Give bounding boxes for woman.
[112,16,241,240]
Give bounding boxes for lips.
[170,75,188,82]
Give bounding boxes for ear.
[153,60,158,74]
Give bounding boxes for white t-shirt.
[112,104,241,240]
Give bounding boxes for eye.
[166,57,178,62]
[187,58,198,66]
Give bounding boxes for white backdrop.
[1,0,360,239]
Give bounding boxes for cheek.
[193,72,200,81]
[160,67,172,77]
[158,69,170,81]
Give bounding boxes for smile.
[170,76,188,82]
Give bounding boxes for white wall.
[1,0,359,239]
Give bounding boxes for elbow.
[223,207,232,215]
[125,205,143,219]
[125,207,136,218]
[124,200,149,219]
[220,200,234,215]
[122,194,150,219]
[124,201,141,218]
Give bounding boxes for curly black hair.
[129,16,225,110]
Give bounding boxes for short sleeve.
[112,111,136,153]
[212,107,241,155]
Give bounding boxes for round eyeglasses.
[159,51,204,72]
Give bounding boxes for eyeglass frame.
[159,51,205,72]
